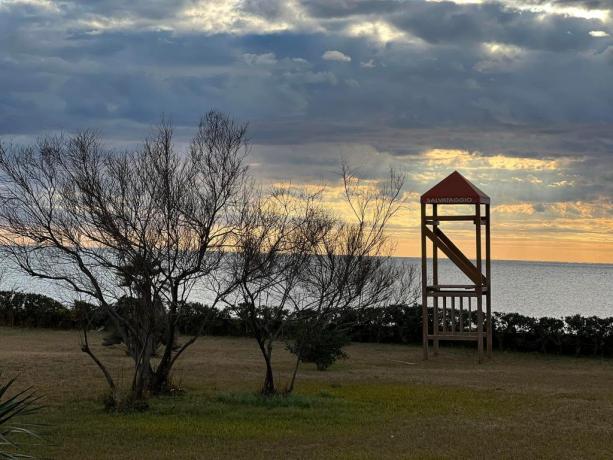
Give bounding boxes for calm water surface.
[2,257,612,318]
[415,257,613,318]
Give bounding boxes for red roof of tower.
[421,171,490,204]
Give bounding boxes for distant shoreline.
[391,255,613,267]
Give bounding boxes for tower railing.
[427,286,487,341]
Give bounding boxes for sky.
[1,0,613,264]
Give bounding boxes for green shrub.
[288,325,350,371]
[176,302,246,337]
[6,287,613,359]
[0,291,73,329]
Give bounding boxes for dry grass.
[3,327,613,459]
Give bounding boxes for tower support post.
[476,203,483,363]
[421,203,429,360]
[486,203,492,357]
[432,204,439,355]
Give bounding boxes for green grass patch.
[215,391,334,408]
[7,330,613,459]
[28,382,533,458]
[323,382,528,418]
[27,384,521,458]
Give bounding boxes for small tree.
[285,165,417,392]
[228,166,417,395]
[225,188,326,395]
[0,112,248,405]
[287,319,350,371]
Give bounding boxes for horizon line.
[392,255,613,266]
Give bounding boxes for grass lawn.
[2,327,613,459]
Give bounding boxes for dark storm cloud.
[390,2,600,51]
[532,0,613,10]
[58,0,194,21]
[267,0,610,51]
[300,0,405,17]
[301,0,613,15]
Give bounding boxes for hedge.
[0,291,76,329]
[1,290,613,357]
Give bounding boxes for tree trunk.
[262,356,275,395]
[151,359,171,395]
[133,359,154,401]
[152,313,177,394]
[257,339,276,396]
[131,335,155,402]
[287,331,308,394]
[151,285,181,395]
[286,353,302,394]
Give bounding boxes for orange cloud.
[420,149,571,172]
[493,203,537,215]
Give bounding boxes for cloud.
[345,20,408,44]
[493,203,538,215]
[243,52,278,65]
[1,0,613,261]
[421,149,573,172]
[322,50,351,62]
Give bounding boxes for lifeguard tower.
[420,171,491,362]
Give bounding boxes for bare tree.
[225,188,326,395]
[228,166,415,395]
[0,111,248,405]
[285,165,413,392]
[142,113,248,394]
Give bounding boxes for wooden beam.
[459,297,464,332]
[427,286,488,294]
[429,284,480,289]
[468,297,472,331]
[442,296,447,333]
[435,227,487,285]
[428,291,481,297]
[421,203,428,360]
[451,297,456,334]
[486,203,492,358]
[476,204,484,364]
[426,334,479,341]
[424,227,486,286]
[432,204,439,356]
[425,215,486,222]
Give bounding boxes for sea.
[416,257,613,319]
[2,257,612,319]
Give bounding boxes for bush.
[288,325,351,371]
[564,314,613,356]
[5,288,613,360]
[0,291,74,329]
[343,304,422,344]
[176,302,246,337]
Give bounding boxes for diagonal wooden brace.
[424,227,486,286]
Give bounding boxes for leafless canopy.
[0,113,420,402]
[0,111,248,402]
[228,165,418,395]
